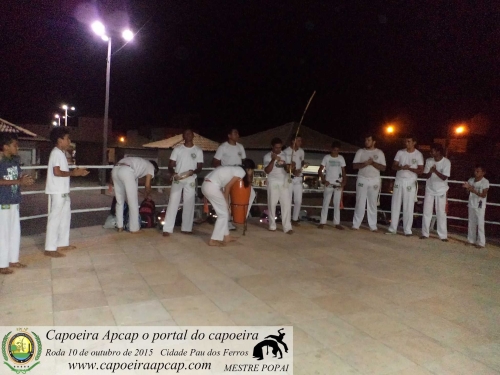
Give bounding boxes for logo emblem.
[412,159,417,164]
[358,183,364,187]
[191,153,196,159]
[373,155,378,160]
[373,185,379,190]
[2,329,42,373]
[190,182,195,187]
[253,328,288,361]
[407,186,412,191]
[238,152,242,156]
[394,184,399,189]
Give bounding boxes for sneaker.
[228,222,236,231]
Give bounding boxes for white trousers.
[112,166,140,232]
[388,178,417,235]
[267,179,292,232]
[352,177,380,230]
[45,194,71,251]
[422,192,447,239]
[202,181,229,241]
[288,177,303,221]
[248,187,256,218]
[468,206,486,246]
[0,205,20,267]
[320,186,342,225]
[163,177,196,233]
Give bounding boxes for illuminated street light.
[122,29,134,42]
[91,20,135,185]
[119,136,126,143]
[54,114,61,126]
[455,125,466,135]
[61,104,75,127]
[52,121,58,126]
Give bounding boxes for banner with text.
[0,326,293,374]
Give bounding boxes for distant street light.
[91,20,134,185]
[52,121,58,126]
[61,105,75,127]
[446,123,468,157]
[119,136,126,143]
[54,114,62,126]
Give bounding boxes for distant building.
[0,118,49,176]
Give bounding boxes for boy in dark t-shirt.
[0,133,34,274]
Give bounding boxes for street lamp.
[54,114,61,126]
[445,123,467,157]
[61,105,75,127]
[91,20,134,185]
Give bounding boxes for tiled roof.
[239,122,359,153]
[0,118,39,138]
[143,132,220,151]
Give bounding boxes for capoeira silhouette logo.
[252,328,288,360]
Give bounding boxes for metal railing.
[19,165,500,226]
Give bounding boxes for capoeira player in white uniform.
[112,157,159,233]
[420,143,451,241]
[284,134,305,226]
[386,135,424,236]
[263,137,293,234]
[464,165,489,248]
[318,141,346,230]
[352,134,386,231]
[212,128,255,229]
[163,129,203,237]
[202,159,255,246]
[45,127,89,258]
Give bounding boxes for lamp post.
[61,105,75,127]
[91,21,134,185]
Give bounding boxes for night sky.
[1,1,499,143]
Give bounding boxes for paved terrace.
[1,220,499,375]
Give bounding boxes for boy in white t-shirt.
[318,141,346,229]
[284,134,305,225]
[463,165,489,248]
[386,135,424,236]
[162,129,203,237]
[45,127,89,257]
[420,143,451,241]
[352,134,386,231]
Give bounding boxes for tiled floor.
[2,220,499,375]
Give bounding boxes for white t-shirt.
[205,166,246,188]
[45,147,70,194]
[117,157,155,179]
[394,149,424,180]
[423,157,451,196]
[214,142,246,166]
[353,148,386,179]
[170,145,204,176]
[321,154,346,185]
[263,151,288,181]
[284,147,305,177]
[468,177,489,209]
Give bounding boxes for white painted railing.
[19,166,500,225]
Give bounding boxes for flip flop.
[9,262,27,268]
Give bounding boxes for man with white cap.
[284,134,305,226]
[352,134,386,231]
[162,129,203,237]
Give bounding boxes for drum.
[230,180,251,224]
